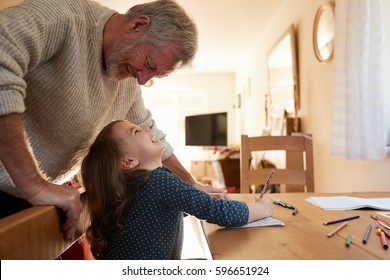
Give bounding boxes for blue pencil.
[323,215,360,225]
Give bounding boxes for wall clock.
[313,2,335,62]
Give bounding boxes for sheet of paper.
[232,217,285,228]
[377,211,390,220]
[306,196,390,211]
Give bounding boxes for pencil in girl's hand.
[259,169,275,198]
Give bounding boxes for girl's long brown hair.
[80,120,150,259]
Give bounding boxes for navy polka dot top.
[101,166,249,260]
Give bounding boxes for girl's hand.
[247,196,273,223]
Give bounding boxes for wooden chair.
[240,135,314,193]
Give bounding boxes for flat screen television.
[185,112,227,146]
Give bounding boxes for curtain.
[332,0,387,160]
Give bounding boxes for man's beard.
[105,38,138,80]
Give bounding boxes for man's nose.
[137,71,154,85]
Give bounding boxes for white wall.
[143,72,236,165]
[237,0,390,193]
[384,0,390,145]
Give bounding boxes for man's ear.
[121,157,139,170]
[127,15,151,34]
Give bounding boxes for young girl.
[80,120,272,260]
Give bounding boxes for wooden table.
[201,192,390,260]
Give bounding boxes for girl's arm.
[159,168,272,227]
[163,154,226,194]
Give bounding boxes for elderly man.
[0,0,222,240]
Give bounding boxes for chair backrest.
[240,135,314,193]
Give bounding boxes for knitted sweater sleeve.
[0,0,111,116]
[0,4,49,115]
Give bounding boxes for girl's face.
[110,121,166,170]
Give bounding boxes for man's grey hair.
[125,0,198,69]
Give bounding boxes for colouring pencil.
[259,169,275,198]
[362,224,372,244]
[346,234,352,247]
[326,222,348,237]
[323,215,360,225]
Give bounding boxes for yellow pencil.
[326,222,348,237]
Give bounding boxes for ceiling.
[94,0,284,73]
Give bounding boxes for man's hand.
[193,181,228,199]
[162,153,227,198]
[26,182,82,240]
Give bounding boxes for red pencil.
[380,231,388,249]
[259,169,275,198]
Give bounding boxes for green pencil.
[346,234,352,247]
